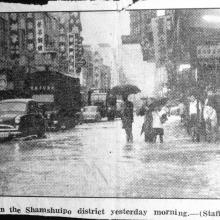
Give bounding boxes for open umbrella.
[110,84,141,96]
[140,97,148,100]
[148,97,169,109]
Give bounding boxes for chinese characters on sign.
[9,13,19,60]
[68,33,76,74]
[26,13,35,52]
[35,19,45,53]
[152,16,168,67]
[59,20,68,73]
[68,12,84,76]
[69,12,81,34]
[197,45,220,59]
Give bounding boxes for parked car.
[82,106,101,122]
[0,99,46,140]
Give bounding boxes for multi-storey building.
[122,10,156,61]
[165,9,220,95]
[93,51,102,89]
[34,12,59,71]
[100,64,111,90]
[81,45,93,90]
[121,10,170,97]
[92,50,111,90]
[0,12,64,97]
[97,43,116,87]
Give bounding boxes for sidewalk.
[163,115,220,144]
[134,114,220,146]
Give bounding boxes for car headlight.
[15,116,21,124]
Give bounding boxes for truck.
[90,90,107,118]
[106,94,117,121]
[25,70,82,131]
[89,89,116,121]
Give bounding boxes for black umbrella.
[110,84,141,96]
[148,97,169,109]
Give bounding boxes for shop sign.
[35,19,45,53]
[197,45,220,58]
[26,13,35,52]
[152,16,168,67]
[9,13,19,60]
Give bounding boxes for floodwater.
[0,116,220,198]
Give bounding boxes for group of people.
[120,95,168,144]
[120,92,219,144]
[180,94,219,142]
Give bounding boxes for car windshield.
[0,102,27,114]
[84,106,97,112]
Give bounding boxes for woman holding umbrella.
[150,97,168,143]
[138,97,155,143]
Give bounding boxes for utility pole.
[73,33,76,76]
[195,67,201,142]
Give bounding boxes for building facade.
[81,45,93,90]
[122,10,170,97]
[0,12,85,99]
[92,50,111,91]
[122,10,156,62]
[165,9,220,100]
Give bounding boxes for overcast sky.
[81,11,130,49]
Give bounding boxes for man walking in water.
[121,94,134,143]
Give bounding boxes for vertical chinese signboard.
[35,19,45,53]
[69,12,81,34]
[197,44,220,90]
[152,16,168,67]
[68,12,82,76]
[9,13,20,61]
[26,13,35,53]
[68,33,75,74]
[140,10,156,61]
[59,18,68,73]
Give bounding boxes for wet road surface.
[0,116,220,198]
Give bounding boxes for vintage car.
[82,106,101,122]
[0,99,46,140]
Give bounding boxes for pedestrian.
[188,95,201,141]
[179,102,185,122]
[121,94,134,143]
[203,98,218,142]
[140,98,154,143]
[152,105,166,143]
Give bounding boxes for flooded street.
[0,115,220,198]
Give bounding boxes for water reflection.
[0,117,220,197]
